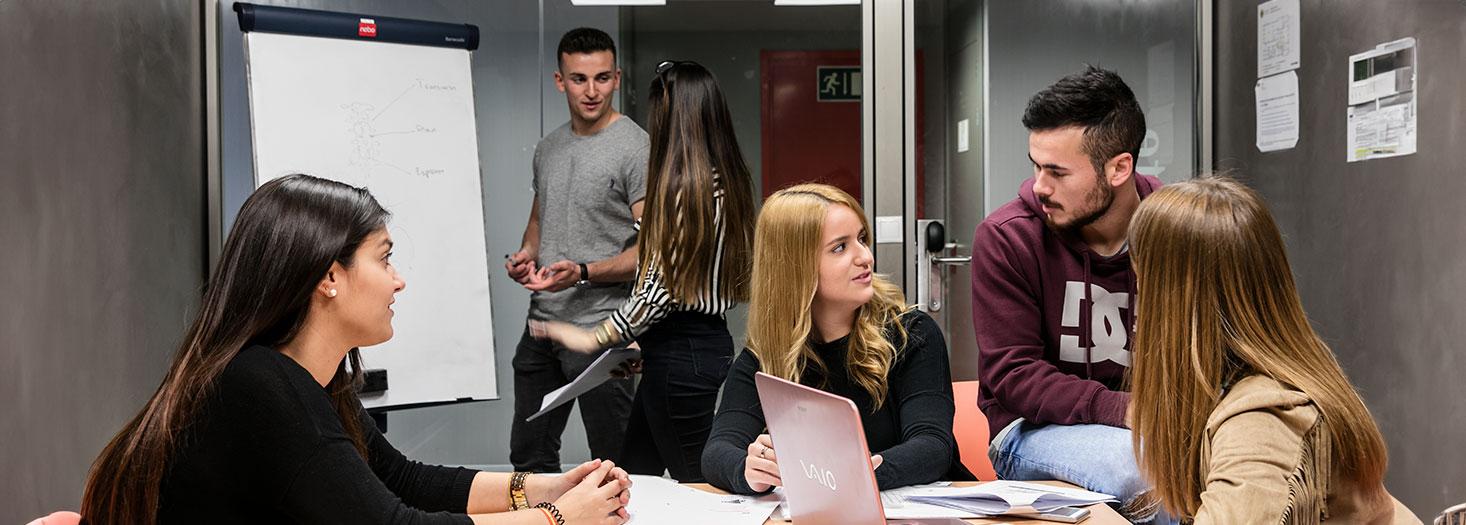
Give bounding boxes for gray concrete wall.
[0,0,205,521]
[1213,0,1466,516]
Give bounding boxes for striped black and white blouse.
[606,174,735,341]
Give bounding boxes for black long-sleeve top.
[701,310,973,494]
[157,345,478,524]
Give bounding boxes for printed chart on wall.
[242,9,497,408]
[1346,37,1417,162]
[1255,0,1300,153]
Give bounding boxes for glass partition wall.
[909,0,1200,378]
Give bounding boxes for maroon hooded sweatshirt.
[970,174,1163,440]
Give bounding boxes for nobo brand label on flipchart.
[358,18,377,37]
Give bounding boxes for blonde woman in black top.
[533,61,756,483]
[700,184,973,494]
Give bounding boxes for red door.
[760,50,923,210]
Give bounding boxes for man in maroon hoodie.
[971,66,1170,523]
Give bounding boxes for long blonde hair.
[1128,175,1388,517]
[746,184,911,408]
[638,61,755,303]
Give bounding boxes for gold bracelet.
[595,322,613,347]
[509,471,530,511]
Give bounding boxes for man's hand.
[505,249,538,285]
[524,260,580,292]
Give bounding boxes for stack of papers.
[905,481,1116,516]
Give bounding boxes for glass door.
[907,0,1201,379]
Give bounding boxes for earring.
[328,289,338,298]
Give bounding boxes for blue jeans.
[989,420,1174,524]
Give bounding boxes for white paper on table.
[526,347,639,421]
[624,475,781,525]
[1256,71,1300,152]
[770,483,973,521]
[1257,0,1301,77]
[905,480,1116,516]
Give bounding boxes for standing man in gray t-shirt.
[503,27,648,473]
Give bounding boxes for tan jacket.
[1193,375,1420,525]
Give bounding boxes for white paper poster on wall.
[1346,37,1417,162]
[1256,71,1300,152]
[1257,0,1301,78]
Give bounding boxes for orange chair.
[952,380,998,481]
[26,511,81,525]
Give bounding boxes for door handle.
[918,220,967,312]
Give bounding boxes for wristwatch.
[574,263,591,288]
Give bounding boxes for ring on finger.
[759,445,769,458]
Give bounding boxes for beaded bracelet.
[508,471,530,511]
[534,502,566,525]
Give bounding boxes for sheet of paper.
[905,480,1116,516]
[526,347,639,421]
[625,476,781,525]
[1256,71,1300,152]
[1257,0,1300,77]
[1347,99,1416,162]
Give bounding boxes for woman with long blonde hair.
[700,184,972,494]
[534,60,756,483]
[1128,175,1417,523]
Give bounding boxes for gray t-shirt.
[529,116,649,326]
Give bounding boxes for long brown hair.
[1128,175,1388,517]
[746,184,911,408]
[81,175,384,523]
[638,61,755,304]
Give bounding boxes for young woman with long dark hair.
[1128,176,1417,523]
[81,175,631,525]
[699,184,973,494]
[532,61,756,483]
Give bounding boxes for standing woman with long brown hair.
[82,175,631,525]
[700,184,972,495]
[534,61,755,483]
[1128,175,1417,524]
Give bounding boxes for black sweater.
[157,346,477,524]
[701,310,972,494]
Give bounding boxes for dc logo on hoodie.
[1058,281,1132,367]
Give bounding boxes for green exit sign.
[816,66,861,101]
